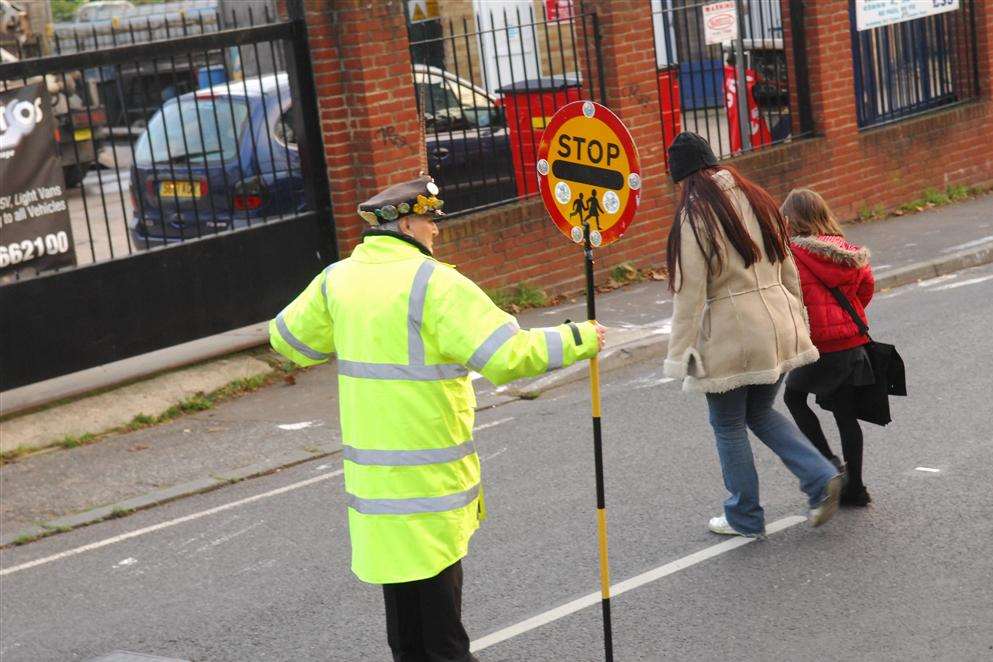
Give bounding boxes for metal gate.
[0,0,335,391]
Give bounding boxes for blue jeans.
[705,378,838,536]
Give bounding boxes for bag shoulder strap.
[826,286,870,337]
[798,249,870,337]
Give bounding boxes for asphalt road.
[2,263,992,662]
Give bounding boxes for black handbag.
[820,286,907,426]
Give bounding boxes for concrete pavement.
[1,192,992,547]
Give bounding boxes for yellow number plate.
[159,180,203,198]
[73,128,93,142]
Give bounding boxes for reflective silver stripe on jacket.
[275,312,330,361]
[320,262,338,301]
[407,261,435,364]
[343,439,476,466]
[338,360,467,381]
[347,483,480,515]
[467,322,519,372]
[543,328,563,370]
[336,259,467,381]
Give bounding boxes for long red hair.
[667,165,790,292]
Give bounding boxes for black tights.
[784,386,864,490]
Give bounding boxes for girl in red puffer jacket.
[782,189,875,507]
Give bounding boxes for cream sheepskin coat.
[663,170,818,393]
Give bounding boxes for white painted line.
[475,417,515,432]
[874,264,892,271]
[632,377,676,391]
[931,275,993,291]
[480,447,508,462]
[917,274,958,288]
[471,515,806,653]
[277,421,322,431]
[0,469,344,577]
[940,236,993,253]
[915,466,940,473]
[113,557,137,568]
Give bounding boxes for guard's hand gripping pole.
[584,223,613,662]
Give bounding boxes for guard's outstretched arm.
[430,268,600,386]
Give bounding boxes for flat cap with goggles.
[357,176,445,226]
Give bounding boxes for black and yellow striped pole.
[584,222,613,661]
[533,98,640,662]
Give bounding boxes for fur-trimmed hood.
[791,235,870,268]
[790,235,870,290]
[789,233,875,353]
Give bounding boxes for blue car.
[129,73,304,248]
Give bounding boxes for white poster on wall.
[856,0,959,32]
[702,1,738,46]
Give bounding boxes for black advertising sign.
[0,82,76,278]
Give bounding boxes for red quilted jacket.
[789,235,874,353]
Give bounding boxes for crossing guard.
[270,175,604,661]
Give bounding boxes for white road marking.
[915,467,940,473]
[471,515,806,652]
[193,521,265,554]
[940,236,993,253]
[632,377,676,391]
[277,421,322,431]
[113,557,137,568]
[874,264,892,271]
[0,469,344,577]
[480,447,508,462]
[917,274,958,288]
[930,275,993,291]
[476,417,515,432]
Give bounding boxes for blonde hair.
[780,188,845,237]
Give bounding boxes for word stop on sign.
[537,101,641,248]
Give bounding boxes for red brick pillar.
[792,0,863,213]
[974,0,993,98]
[584,0,670,266]
[802,1,858,138]
[301,0,426,254]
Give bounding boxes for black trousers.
[784,385,865,490]
[382,560,478,662]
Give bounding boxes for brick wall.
[305,0,993,296]
[302,0,425,253]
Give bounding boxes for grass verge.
[1,359,299,464]
[858,183,991,222]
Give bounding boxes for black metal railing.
[850,0,979,129]
[407,4,604,216]
[651,0,804,164]
[0,4,330,283]
[0,0,335,390]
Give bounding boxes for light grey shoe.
[708,515,767,540]
[808,474,844,528]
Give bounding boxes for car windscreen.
[134,97,249,167]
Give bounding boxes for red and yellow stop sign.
[536,101,641,248]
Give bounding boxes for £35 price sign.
[0,82,76,278]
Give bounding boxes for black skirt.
[786,344,875,399]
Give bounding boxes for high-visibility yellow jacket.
[270,234,599,584]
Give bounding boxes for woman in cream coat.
[662,132,842,538]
